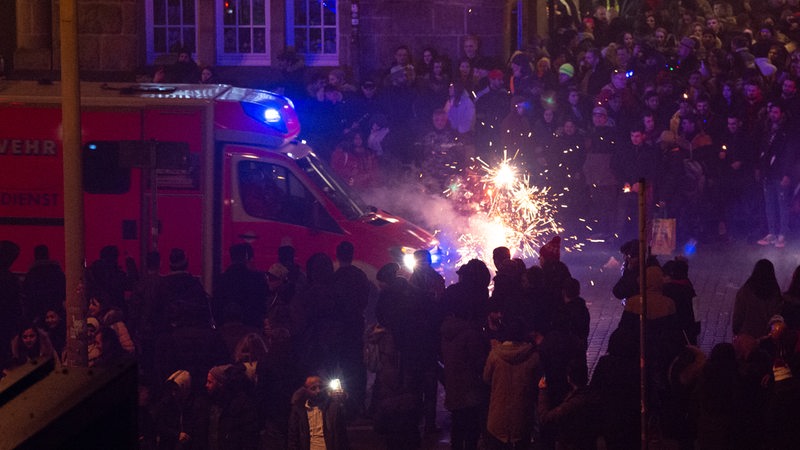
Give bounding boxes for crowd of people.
[4,229,800,449]
[251,1,800,248]
[8,0,800,448]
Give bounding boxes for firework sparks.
[443,155,563,268]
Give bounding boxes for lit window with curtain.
[286,0,338,66]
[146,0,198,63]
[218,0,271,65]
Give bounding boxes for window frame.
[236,159,340,232]
[216,0,272,66]
[144,0,199,65]
[285,0,339,66]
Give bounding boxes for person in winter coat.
[88,290,135,354]
[22,244,66,323]
[154,369,198,450]
[200,363,260,450]
[589,328,640,450]
[372,262,424,450]
[85,244,133,310]
[662,258,699,345]
[288,375,350,450]
[537,359,598,450]
[156,248,213,331]
[440,259,491,450]
[483,316,541,449]
[555,277,590,353]
[41,307,67,362]
[8,323,57,369]
[213,243,268,328]
[733,259,783,339]
[0,240,23,368]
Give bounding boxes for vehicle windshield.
[297,153,371,220]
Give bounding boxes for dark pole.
[61,0,87,367]
[638,177,647,449]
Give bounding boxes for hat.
[592,106,608,116]
[488,69,504,80]
[169,248,188,271]
[679,37,696,50]
[539,236,561,264]
[558,63,575,78]
[769,314,786,327]
[755,57,777,76]
[86,317,100,330]
[267,263,289,280]
[167,370,192,394]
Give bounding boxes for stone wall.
[355,0,507,79]
[15,0,140,73]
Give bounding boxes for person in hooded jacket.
[732,259,782,339]
[440,259,491,450]
[662,258,699,345]
[483,316,541,450]
[154,369,199,450]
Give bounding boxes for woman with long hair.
[9,323,57,368]
[733,259,783,339]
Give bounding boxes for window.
[83,142,131,194]
[238,160,339,231]
[217,0,271,65]
[145,0,198,64]
[286,0,338,66]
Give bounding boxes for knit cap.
[539,236,561,264]
[558,63,575,78]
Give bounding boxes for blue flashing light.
[88,144,97,150]
[241,101,288,133]
[683,239,697,257]
[263,107,281,123]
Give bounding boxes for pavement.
[347,236,800,449]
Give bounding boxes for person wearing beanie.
[539,236,562,266]
[559,63,575,80]
[202,363,260,450]
[154,247,212,330]
[556,63,578,103]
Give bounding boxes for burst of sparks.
[446,154,563,267]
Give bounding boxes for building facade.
[4,1,548,85]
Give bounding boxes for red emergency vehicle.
[0,81,436,287]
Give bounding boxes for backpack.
[363,323,397,373]
[682,157,706,198]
